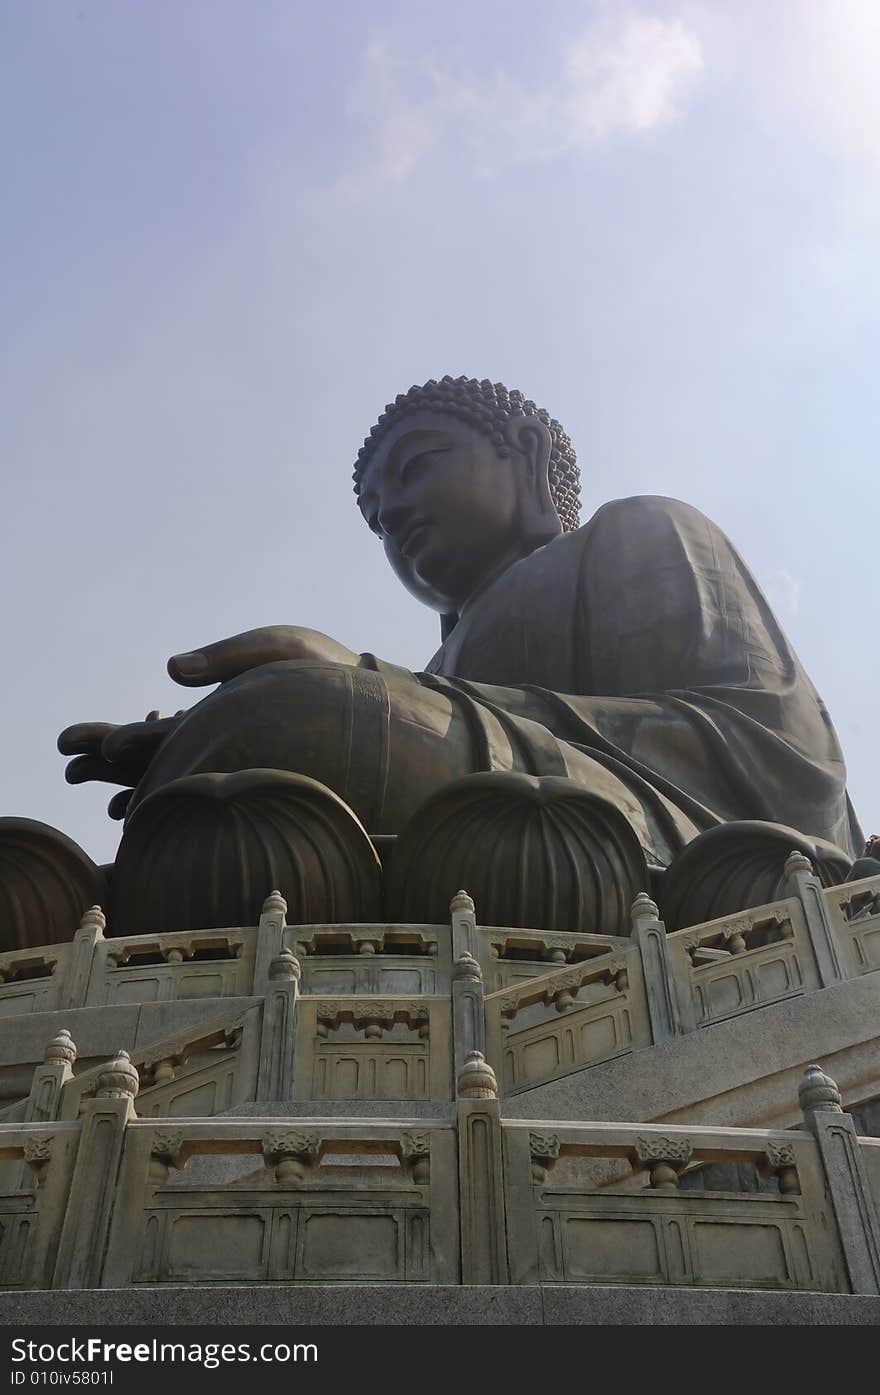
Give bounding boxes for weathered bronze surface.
[55,376,858,929]
[0,819,106,950]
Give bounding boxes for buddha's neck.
[451,535,550,629]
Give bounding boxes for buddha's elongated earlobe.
[505,415,562,540]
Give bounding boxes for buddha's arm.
[58,625,363,817]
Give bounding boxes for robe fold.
[408,495,858,864]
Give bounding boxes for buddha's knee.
[129,660,384,816]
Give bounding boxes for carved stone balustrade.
[484,945,648,1094]
[58,1009,259,1121]
[0,1122,83,1288]
[0,946,67,1018]
[287,924,448,997]
[478,927,630,993]
[294,996,451,1102]
[1,1081,880,1297]
[103,1119,459,1287]
[825,873,880,980]
[91,928,253,1006]
[504,1119,844,1290]
[0,866,878,1309]
[665,899,819,1031]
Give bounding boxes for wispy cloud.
[351,8,704,186]
[784,0,880,171]
[564,12,703,143]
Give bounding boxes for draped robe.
[407,495,857,862]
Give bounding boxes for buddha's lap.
[123,658,665,855]
[127,659,477,830]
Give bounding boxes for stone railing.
[0,942,73,1016]
[665,898,815,1030]
[478,928,631,994]
[824,873,880,981]
[477,855,879,1096]
[0,894,641,1023]
[92,927,253,1005]
[2,1059,879,1295]
[484,945,646,1093]
[0,1120,82,1289]
[2,854,880,1110]
[503,1118,838,1289]
[292,995,452,1103]
[58,1009,261,1120]
[288,925,448,997]
[0,906,259,1019]
[102,1116,459,1288]
[0,1014,263,1137]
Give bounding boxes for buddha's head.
[353,377,580,615]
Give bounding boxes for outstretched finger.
[64,754,127,786]
[64,751,149,788]
[168,626,304,686]
[58,723,118,756]
[107,790,134,821]
[101,714,180,763]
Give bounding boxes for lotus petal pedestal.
[385,771,648,933]
[658,819,852,931]
[0,817,106,951]
[110,769,382,933]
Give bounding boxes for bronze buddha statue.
[48,375,857,935]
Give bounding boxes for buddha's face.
[357,410,528,612]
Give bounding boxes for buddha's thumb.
[168,651,209,684]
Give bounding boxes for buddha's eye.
[400,445,451,483]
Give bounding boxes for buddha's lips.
[398,521,432,558]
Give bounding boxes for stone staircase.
[1,862,880,1314]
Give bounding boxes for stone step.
[505,970,880,1129]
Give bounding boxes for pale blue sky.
[2,0,878,864]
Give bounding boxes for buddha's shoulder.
[582,494,718,534]
[505,497,727,592]
[526,497,730,588]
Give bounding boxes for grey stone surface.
[134,996,258,1045]
[0,999,260,1069]
[1,1285,878,1326]
[504,971,880,1130]
[0,1285,542,1326]
[542,1286,880,1325]
[0,1006,142,1066]
[221,1100,455,1120]
[807,1109,880,1293]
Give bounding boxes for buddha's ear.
[505,415,561,533]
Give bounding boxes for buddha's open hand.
[58,627,361,819]
[58,710,184,820]
[167,626,360,685]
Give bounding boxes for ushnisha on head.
[353,377,580,616]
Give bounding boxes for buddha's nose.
[377,502,414,541]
